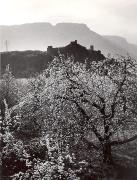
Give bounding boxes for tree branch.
[111,134,137,146]
[82,137,100,150]
[109,75,126,119]
[56,95,104,142]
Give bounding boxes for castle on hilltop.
[0,41,105,78]
[47,40,105,62]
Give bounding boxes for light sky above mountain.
[0,0,137,44]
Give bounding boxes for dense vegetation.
[0,55,137,179]
[1,51,53,78]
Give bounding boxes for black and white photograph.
[0,0,137,179]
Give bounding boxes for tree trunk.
[0,101,6,135]
[103,142,113,164]
[0,102,5,179]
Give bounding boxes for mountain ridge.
[0,22,137,59]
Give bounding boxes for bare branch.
[111,134,137,146]
[82,137,100,150]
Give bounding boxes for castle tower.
[70,40,77,45]
[90,45,94,51]
[47,46,53,54]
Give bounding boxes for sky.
[0,0,137,44]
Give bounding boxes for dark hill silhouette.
[1,41,105,78]
[1,51,52,78]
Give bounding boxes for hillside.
[0,41,105,78]
[104,35,137,59]
[0,22,137,59]
[1,51,52,78]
